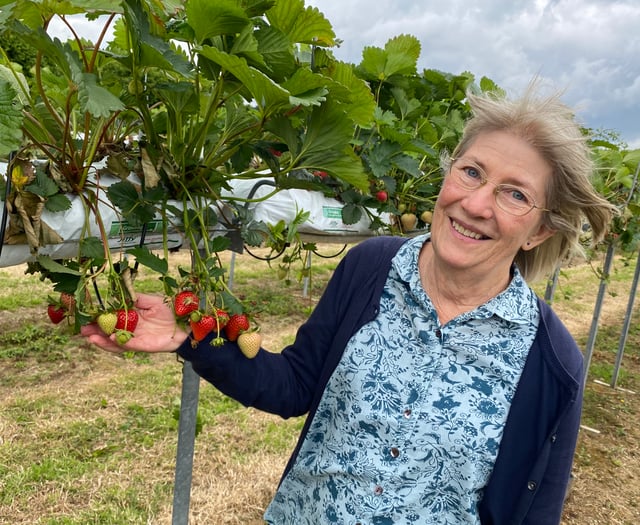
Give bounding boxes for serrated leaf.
[209,235,232,253]
[341,203,362,225]
[74,71,125,118]
[0,80,24,156]
[266,0,335,46]
[186,0,251,43]
[328,61,376,128]
[197,46,290,113]
[26,169,60,198]
[126,247,169,275]
[359,34,420,81]
[44,193,73,212]
[392,154,422,177]
[107,180,139,212]
[312,150,369,192]
[80,236,106,260]
[479,76,505,96]
[254,25,296,78]
[123,0,193,77]
[36,255,82,275]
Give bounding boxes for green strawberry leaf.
[126,247,169,275]
[0,79,24,156]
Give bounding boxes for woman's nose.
[461,183,496,218]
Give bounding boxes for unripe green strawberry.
[97,311,117,335]
[237,331,262,359]
[115,330,133,345]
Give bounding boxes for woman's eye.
[507,187,529,204]
[463,166,482,180]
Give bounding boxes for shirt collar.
[392,232,534,325]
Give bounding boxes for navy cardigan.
[178,236,584,525]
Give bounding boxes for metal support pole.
[544,265,561,304]
[583,242,616,391]
[171,361,200,525]
[302,250,312,298]
[611,248,640,388]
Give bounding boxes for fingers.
[84,332,126,353]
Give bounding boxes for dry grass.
[0,246,639,524]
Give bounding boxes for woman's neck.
[418,243,511,325]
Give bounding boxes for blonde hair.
[446,82,617,282]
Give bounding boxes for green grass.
[0,248,639,523]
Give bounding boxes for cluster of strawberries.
[173,291,262,358]
[47,291,140,344]
[47,288,262,358]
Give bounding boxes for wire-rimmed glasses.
[448,157,550,216]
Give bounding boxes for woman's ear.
[522,223,555,251]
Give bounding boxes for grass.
[0,246,639,524]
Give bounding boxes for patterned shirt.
[264,234,540,525]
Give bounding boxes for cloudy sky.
[306,0,640,148]
[49,0,640,148]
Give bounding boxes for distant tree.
[0,30,37,78]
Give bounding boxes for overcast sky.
[307,0,640,149]
[48,0,640,148]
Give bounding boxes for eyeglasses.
[448,157,550,216]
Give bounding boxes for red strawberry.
[47,304,66,324]
[224,313,250,342]
[375,190,388,203]
[212,308,230,331]
[190,314,215,341]
[115,309,139,332]
[174,291,199,317]
[313,170,328,179]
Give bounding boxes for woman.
[82,85,616,524]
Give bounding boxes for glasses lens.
[451,159,537,216]
[495,188,532,216]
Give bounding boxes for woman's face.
[430,130,555,278]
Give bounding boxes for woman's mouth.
[451,219,488,240]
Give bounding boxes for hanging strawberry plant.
[0,0,376,342]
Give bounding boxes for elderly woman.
[82,85,615,524]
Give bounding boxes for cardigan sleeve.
[176,236,405,420]
[176,248,351,419]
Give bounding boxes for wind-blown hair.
[442,82,617,282]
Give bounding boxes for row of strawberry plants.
[1,0,639,348]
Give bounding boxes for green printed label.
[322,206,343,219]
[110,220,163,236]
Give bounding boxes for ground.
[0,247,638,524]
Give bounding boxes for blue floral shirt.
[264,234,540,525]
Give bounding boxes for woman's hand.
[80,293,190,353]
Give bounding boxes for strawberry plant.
[0,0,377,335]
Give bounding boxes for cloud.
[45,1,640,148]
[308,0,640,147]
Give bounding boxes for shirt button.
[403,409,412,418]
[374,485,384,495]
[527,481,537,491]
[550,434,557,443]
[435,328,442,338]
[390,447,400,458]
